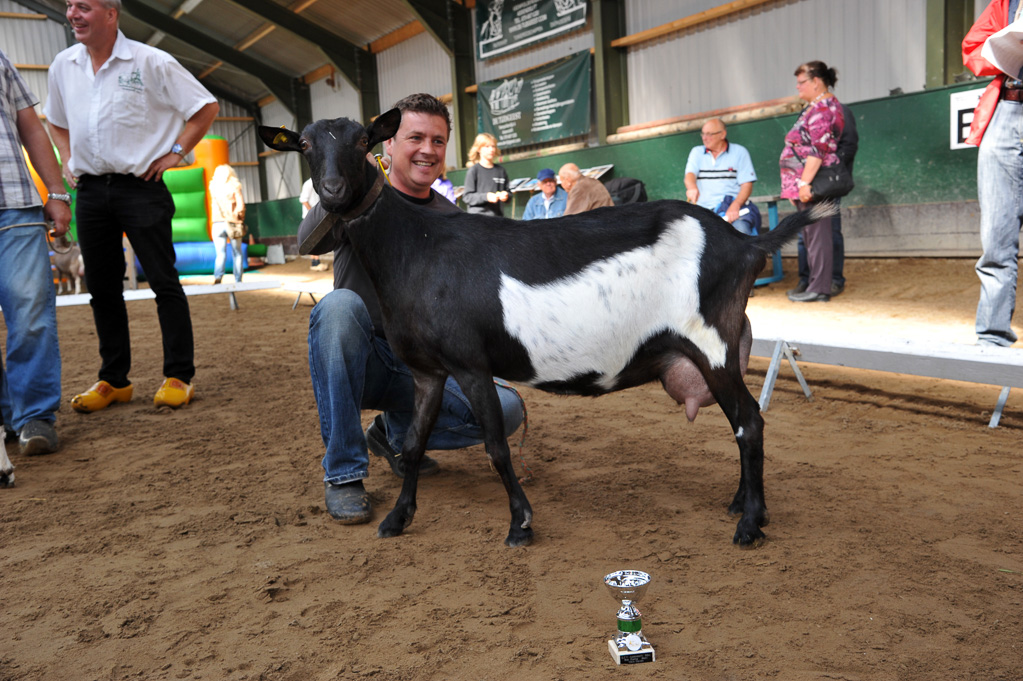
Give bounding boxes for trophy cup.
[604,570,655,664]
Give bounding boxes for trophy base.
[608,638,655,665]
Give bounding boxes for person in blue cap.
[521,168,568,220]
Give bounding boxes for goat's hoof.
[732,524,766,548]
[505,526,534,548]
[377,506,415,538]
[0,474,14,488]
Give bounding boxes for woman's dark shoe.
[366,415,440,478]
[324,480,372,524]
[788,290,830,303]
[786,280,808,296]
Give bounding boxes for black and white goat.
[260,111,835,548]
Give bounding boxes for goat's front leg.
[453,370,533,547]
[0,447,14,487]
[377,371,447,539]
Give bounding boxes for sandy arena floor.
[1,256,1021,681]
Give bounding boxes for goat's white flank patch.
[500,215,726,389]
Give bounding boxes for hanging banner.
[476,0,588,61]
[477,51,591,149]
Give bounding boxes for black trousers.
[75,173,194,387]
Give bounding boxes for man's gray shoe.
[366,415,439,478]
[18,420,59,456]
[324,480,372,524]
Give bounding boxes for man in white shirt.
[45,0,218,412]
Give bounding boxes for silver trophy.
[604,570,655,664]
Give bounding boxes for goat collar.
[341,171,386,221]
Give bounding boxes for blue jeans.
[211,222,244,281]
[0,208,61,431]
[976,99,1023,346]
[308,289,525,485]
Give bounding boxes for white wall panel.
[259,99,303,200]
[310,74,361,122]
[0,1,68,108]
[624,0,927,126]
[378,31,458,169]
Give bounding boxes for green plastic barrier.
[164,166,209,243]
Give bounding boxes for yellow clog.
[71,381,133,413]
[153,378,194,408]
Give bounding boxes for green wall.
[249,81,988,255]
[449,80,985,217]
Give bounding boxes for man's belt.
[1002,87,1023,102]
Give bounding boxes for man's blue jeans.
[0,208,61,432]
[308,289,524,485]
[976,99,1023,346]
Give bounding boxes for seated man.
[558,163,614,215]
[299,93,524,524]
[684,118,760,235]
[521,168,567,220]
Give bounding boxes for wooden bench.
[752,332,1023,428]
[54,280,282,310]
[282,282,334,310]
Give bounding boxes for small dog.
[51,235,85,295]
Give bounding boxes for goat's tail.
[749,200,841,255]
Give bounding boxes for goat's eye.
[299,139,310,151]
[359,136,368,147]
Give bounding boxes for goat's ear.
[258,125,303,152]
[366,108,402,148]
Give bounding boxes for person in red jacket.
[963,0,1023,346]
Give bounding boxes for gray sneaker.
[19,420,59,456]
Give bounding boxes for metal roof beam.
[120,0,308,124]
[225,0,379,123]
[10,0,75,45]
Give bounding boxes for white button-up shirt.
[44,30,215,178]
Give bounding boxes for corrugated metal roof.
[21,0,424,107]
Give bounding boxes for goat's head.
[259,108,402,214]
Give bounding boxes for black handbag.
[810,162,854,200]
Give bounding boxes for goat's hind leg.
[377,372,446,539]
[453,371,533,547]
[709,370,769,548]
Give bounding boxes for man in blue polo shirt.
[684,118,760,235]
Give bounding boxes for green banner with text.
[477,51,591,149]
[476,0,588,60]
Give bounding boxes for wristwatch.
[170,143,184,156]
[47,192,72,205]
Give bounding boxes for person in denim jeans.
[0,50,72,458]
[963,0,1023,346]
[299,93,524,524]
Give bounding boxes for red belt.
[1002,87,1023,102]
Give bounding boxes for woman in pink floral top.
[779,61,845,302]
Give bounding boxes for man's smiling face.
[66,0,118,49]
[384,111,448,198]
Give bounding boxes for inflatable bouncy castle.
[27,134,257,276]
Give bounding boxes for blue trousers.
[75,173,194,386]
[308,289,524,485]
[211,222,245,282]
[0,208,61,431]
[975,99,1023,346]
